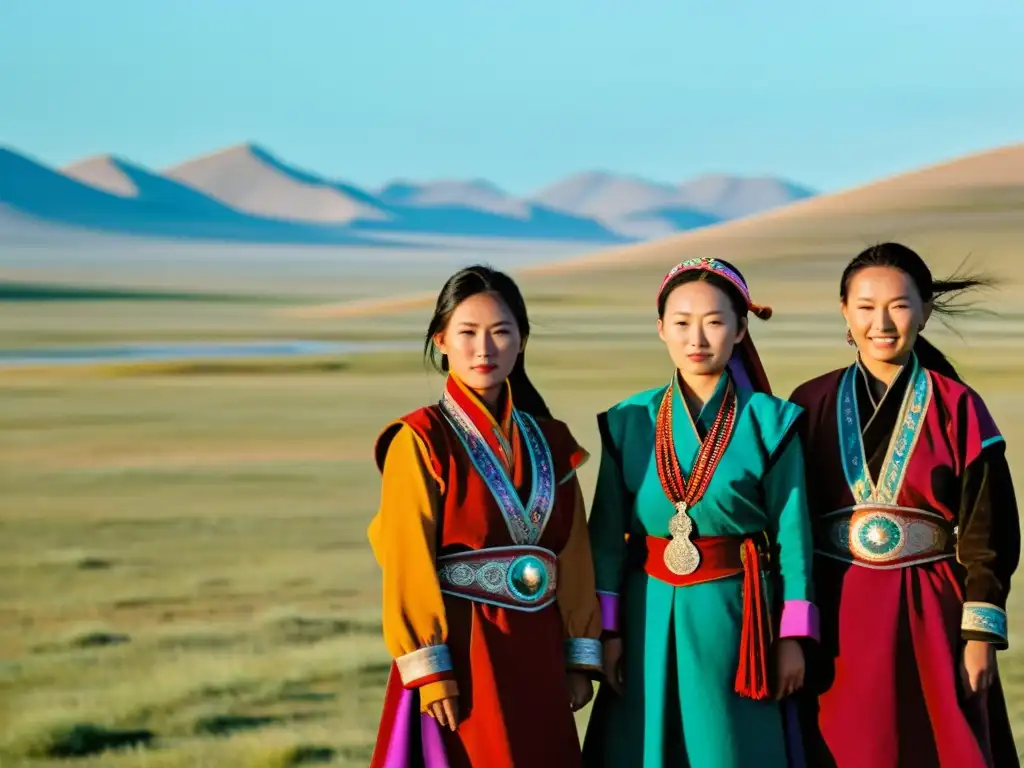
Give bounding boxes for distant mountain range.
[0,143,815,245]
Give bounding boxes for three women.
[369,245,1019,767]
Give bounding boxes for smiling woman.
[790,242,1021,768]
[366,265,602,768]
[838,241,993,386]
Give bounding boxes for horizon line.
[2,140,819,198]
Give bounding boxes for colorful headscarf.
[657,257,772,320]
[657,257,774,394]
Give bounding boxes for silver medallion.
[663,501,701,575]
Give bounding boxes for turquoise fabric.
[583,373,812,768]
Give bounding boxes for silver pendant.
[664,501,701,575]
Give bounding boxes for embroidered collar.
[440,374,556,545]
[446,375,515,475]
[838,353,932,505]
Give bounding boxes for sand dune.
[64,156,139,197]
[672,175,814,219]
[166,144,390,225]
[64,155,251,218]
[532,172,679,220]
[367,179,626,241]
[378,179,529,218]
[163,145,625,241]
[529,171,811,240]
[612,205,722,239]
[529,143,1024,275]
[531,171,813,222]
[285,143,1024,320]
[13,143,815,244]
[0,147,379,246]
[4,145,623,245]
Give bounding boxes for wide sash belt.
[641,531,773,700]
[640,532,771,587]
[816,504,955,569]
[436,545,557,612]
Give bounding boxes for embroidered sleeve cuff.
[395,644,454,688]
[565,638,603,673]
[779,600,820,641]
[962,602,1009,649]
[597,591,619,633]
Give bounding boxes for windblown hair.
[839,242,993,382]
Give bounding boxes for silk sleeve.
[557,477,604,675]
[958,441,1020,649]
[367,425,458,709]
[763,432,820,641]
[588,411,630,634]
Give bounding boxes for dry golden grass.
[4,145,1024,764]
[3,337,1024,767]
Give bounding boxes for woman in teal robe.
[582,258,819,768]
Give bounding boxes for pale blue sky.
[2,0,1022,194]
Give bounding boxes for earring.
[846,328,855,346]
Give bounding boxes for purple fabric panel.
[382,689,451,767]
[597,591,619,632]
[420,711,450,768]
[382,688,414,768]
[728,353,754,391]
[779,600,821,641]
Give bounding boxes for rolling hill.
[512,143,1024,325]
[166,144,390,225]
[0,143,814,245]
[378,178,529,218]
[164,145,628,242]
[0,148,380,246]
[293,143,1024,319]
[531,142,1024,274]
[531,171,814,228]
[65,155,257,220]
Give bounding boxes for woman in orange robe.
[367,265,603,768]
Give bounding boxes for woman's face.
[658,279,746,378]
[434,292,522,395]
[842,266,930,367]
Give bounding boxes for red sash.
[654,374,773,701]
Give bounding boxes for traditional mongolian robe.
[582,368,819,768]
[790,353,1021,768]
[367,375,602,768]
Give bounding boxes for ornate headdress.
[657,257,773,320]
[657,257,774,394]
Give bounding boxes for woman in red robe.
[367,265,602,768]
[790,243,1020,767]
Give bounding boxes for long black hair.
[424,265,552,419]
[839,242,993,382]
